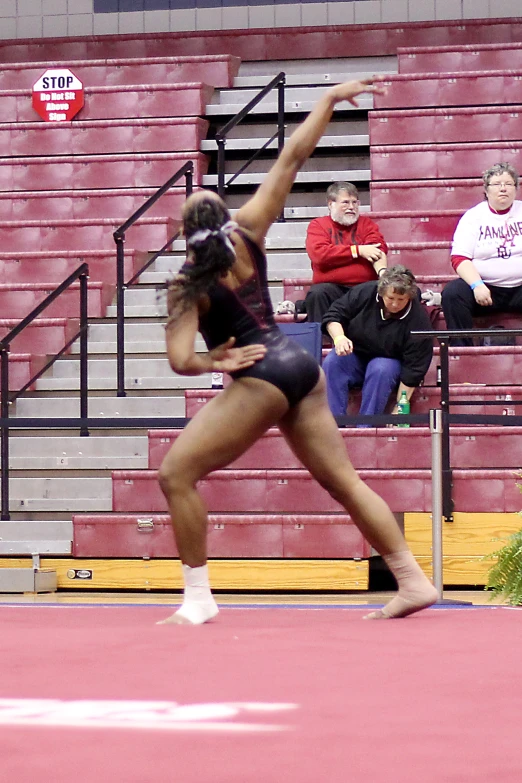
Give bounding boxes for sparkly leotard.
[197,229,320,407]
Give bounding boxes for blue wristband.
[470,280,484,290]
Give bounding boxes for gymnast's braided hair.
[166,194,237,323]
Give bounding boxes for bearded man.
[304,181,388,322]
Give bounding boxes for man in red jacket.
[304,181,388,322]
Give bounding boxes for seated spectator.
[322,265,433,421]
[441,162,522,346]
[304,181,388,322]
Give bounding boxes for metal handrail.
[412,325,522,522]
[113,161,193,397]
[215,72,286,200]
[1,263,89,520]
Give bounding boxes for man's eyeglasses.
[487,182,516,189]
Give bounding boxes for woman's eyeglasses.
[487,182,516,189]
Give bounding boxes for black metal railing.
[215,73,286,201]
[0,263,89,520]
[412,326,522,522]
[113,161,194,397]
[2,317,521,524]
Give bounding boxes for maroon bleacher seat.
[0,189,190,222]
[0,317,78,355]
[0,117,208,157]
[283,274,456,302]
[398,43,522,75]
[0,250,136,286]
[425,346,522,387]
[283,246,454,285]
[369,106,522,147]
[112,467,431,513]
[71,512,371,559]
[0,55,241,91]
[6,353,47,391]
[374,70,522,111]
[185,387,399,419]
[0,153,207,192]
[1,19,521,65]
[452,469,522,512]
[367,211,461,242]
[0,217,177,253]
[370,179,482,212]
[431,309,522,337]
[371,142,522,181]
[0,281,113,319]
[413,384,521,417]
[148,427,433,471]
[0,83,215,124]
[387,244,453,275]
[451,427,522,469]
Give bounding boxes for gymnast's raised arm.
[234,78,385,245]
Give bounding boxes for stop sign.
[32,68,84,122]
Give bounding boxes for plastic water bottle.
[396,390,410,427]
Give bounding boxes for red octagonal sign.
[32,68,84,122]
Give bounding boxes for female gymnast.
[158,78,439,624]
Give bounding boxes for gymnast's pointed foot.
[363,550,439,619]
[363,585,439,619]
[157,599,219,625]
[157,563,219,625]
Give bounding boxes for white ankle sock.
[158,564,219,625]
[364,550,439,620]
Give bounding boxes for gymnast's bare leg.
[278,371,439,619]
[157,377,289,624]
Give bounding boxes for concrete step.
[213,154,370,176]
[235,56,397,81]
[0,568,57,592]
[4,435,148,469]
[214,85,374,107]
[233,71,394,88]
[145,251,311,282]
[70,321,169,354]
[104,302,167,318]
[202,169,370,187]
[70,322,207,355]
[0,520,72,555]
[136,264,284,305]
[104,286,168,318]
[34,356,212,391]
[206,93,373,115]
[220,118,368,140]
[2,477,112,512]
[14,394,186,419]
[42,356,172,379]
[200,134,369,152]
[283,206,331,219]
[150,250,311,281]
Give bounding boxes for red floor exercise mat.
[0,605,520,783]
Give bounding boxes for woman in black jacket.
[322,265,433,419]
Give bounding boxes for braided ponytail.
[167,194,237,323]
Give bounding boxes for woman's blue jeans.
[323,349,401,420]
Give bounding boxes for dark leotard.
[197,230,320,407]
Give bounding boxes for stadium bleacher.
[0,27,521,591]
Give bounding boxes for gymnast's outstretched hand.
[331,76,387,107]
[209,337,267,373]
